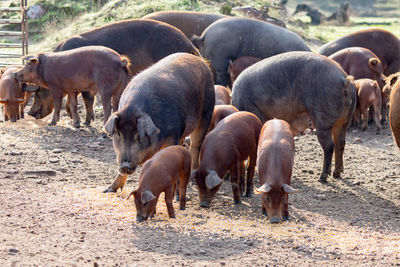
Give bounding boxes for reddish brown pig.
[227,56,261,85]
[207,104,239,133]
[353,79,382,134]
[256,119,297,223]
[127,145,191,221]
[385,73,400,148]
[14,46,132,127]
[214,85,231,105]
[0,67,27,122]
[192,111,262,208]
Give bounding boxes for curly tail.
[120,55,133,76]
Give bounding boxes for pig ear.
[137,113,160,143]
[0,98,8,104]
[205,170,222,189]
[103,113,119,136]
[190,35,204,49]
[21,84,39,92]
[344,75,354,88]
[386,73,398,87]
[141,190,156,204]
[282,184,297,194]
[368,58,380,68]
[22,55,39,64]
[256,183,271,193]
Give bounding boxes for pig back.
[119,52,214,139]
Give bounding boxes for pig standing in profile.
[0,66,27,122]
[353,79,382,134]
[14,46,132,127]
[103,53,214,193]
[256,119,297,223]
[192,111,262,208]
[128,145,191,221]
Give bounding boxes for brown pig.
[0,67,27,122]
[256,119,297,223]
[227,56,261,85]
[385,72,400,148]
[353,79,382,134]
[128,145,191,221]
[207,104,238,133]
[214,85,231,105]
[192,111,262,208]
[14,46,132,127]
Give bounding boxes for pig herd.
[1,11,400,223]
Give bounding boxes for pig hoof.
[84,120,91,126]
[101,132,108,138]
[318,173,328,183]
[245,192,252,198]
[376,131,380,135]
[73,123,80,128]
[102,187,117,193]
[333,171,341,179]
[262,211,268,216]
[49,122,57,126]
[282,216,290,221]
[233,200,242,205]
[179,207,185,211]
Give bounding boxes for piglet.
[256,119,297,223]
[192,111,262,208]
[207,104,238,133]
[214,85,231,105]
[128,145,191,222]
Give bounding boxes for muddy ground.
[0,104,399,266]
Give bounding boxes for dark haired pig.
[192,111,262,208]
[103,53,214,193]
[214,85,231,105]
[256,119,297,223]
[228,56,261,85]
[207,104,238,133]
[143,11,226,39]
[128,145,191,221]
[28,18,200,121]
[232,52,356,183]
[191,17,310,85]
[14,46,132,127]
[353,79,382,134]
[385,73,400,148]
[319,28,400,76]
[329,47,388,124]
[0,67,27,122]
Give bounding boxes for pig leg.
[100,91,112,124]
[178,158,190,209]
[239,161,245,196]
[103,173,128,193]
[230,162,242,204]
[282,194,289,221]
[165,188,176,219]
[316,128,334,183]
[245,151,257,197]
[49,89,63,126]
[361,107,369,131]
[374,103,381,134]
[332,120,348,178]
[67,93,80,128]
[82,92,95,126]
[353,108,361,129]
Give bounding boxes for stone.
[27,5,46,19]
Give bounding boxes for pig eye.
[265,197,271,203]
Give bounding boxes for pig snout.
[119,161,136,175]
[136,215,148,222]
[10,117,17,122]
[199,200,211,209]
[269,217,281,224]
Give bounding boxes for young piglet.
[128,145,191,222]
[256,119,297,223]
[207,104,238,133]
[193,111,262,208]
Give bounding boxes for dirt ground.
[0,104,399,266]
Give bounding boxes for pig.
[385,72,400,148]
[102,53,214,193]
[256,119,297,223]
[127,145,191,221]
[143,11,226,39]
[26,18,200,121]
[319,28,400,76]
[232,51,357,183]
[227,56,261,85]
[207,104,238,133]
[353,79,382,134]
[191,17,310,85]
[328,47,388,124]
[192,111,262,208]
[214,85,231,105]
[0,67,27,122]
[14,46,132,128]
